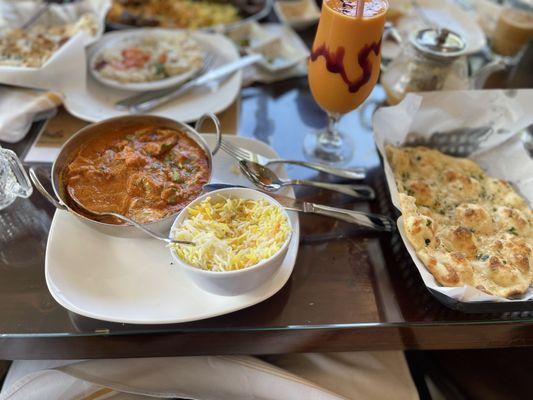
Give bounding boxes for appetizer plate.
[89,29,205,92]
[63,31,241,123]
[45,135,300,324]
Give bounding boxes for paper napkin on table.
[0,0,110,92]
[242,23,309,86]
[0,86,62,143]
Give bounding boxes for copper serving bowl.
[30,114,221,238]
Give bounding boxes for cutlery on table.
[220,138,366,180]
[239,159,375,200]
[115,53,217,109]
[67,187,194,245]
[203,184,394,232]
[115,53,263,113]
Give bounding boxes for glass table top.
[2,81,533,340]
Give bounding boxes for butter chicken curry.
[64,126,210,224]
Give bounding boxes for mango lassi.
[308,0,388,114]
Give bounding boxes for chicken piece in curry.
[64,126,209,224]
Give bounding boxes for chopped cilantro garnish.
[160,143,173,153]
[149,162,162,171]
[171,170,182,183]
[508,226,518,235]
[154,62,167,77]
[426,220,432,227]
[166,194,178,204]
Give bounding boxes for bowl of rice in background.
[169,187,292,296]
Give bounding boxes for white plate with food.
[45,134,300,324]
[374,90,533,303]
[0,0,109,90]
[89,29,206,91]
[0,0,106,69]
[63,30,241,122]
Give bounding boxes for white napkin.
[0,86,62,143]
[0,352,418,400]
[242,23,309,86]
[0,0,110,92]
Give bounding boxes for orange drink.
[492,7,533,56]
[309,0,387,114]
[304,0,388,163]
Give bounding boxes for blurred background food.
[0,13,98,67]
[106,0,241,28]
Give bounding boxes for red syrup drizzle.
[310,39,382,93]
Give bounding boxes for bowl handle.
[29,166,67,211]
[195,113,221,156]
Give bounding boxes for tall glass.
[306,0,388,164]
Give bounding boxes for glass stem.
[319,112,342,149]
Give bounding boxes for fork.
[219,139,367,180]
[115,53,217,111]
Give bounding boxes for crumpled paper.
[0,0,110,92]
[373,89,533,302]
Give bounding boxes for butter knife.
[203,184,394,232]
[115,54,263,113]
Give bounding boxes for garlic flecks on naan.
[387,145,533,298]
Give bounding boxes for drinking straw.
[356,0,366,19]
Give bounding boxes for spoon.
[67,187,194,246]
[239,160,375,199]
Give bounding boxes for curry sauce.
[64,126,209,224]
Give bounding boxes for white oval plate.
[45,135,299,324]
[64,31,241,123]
[89,29,204,92]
